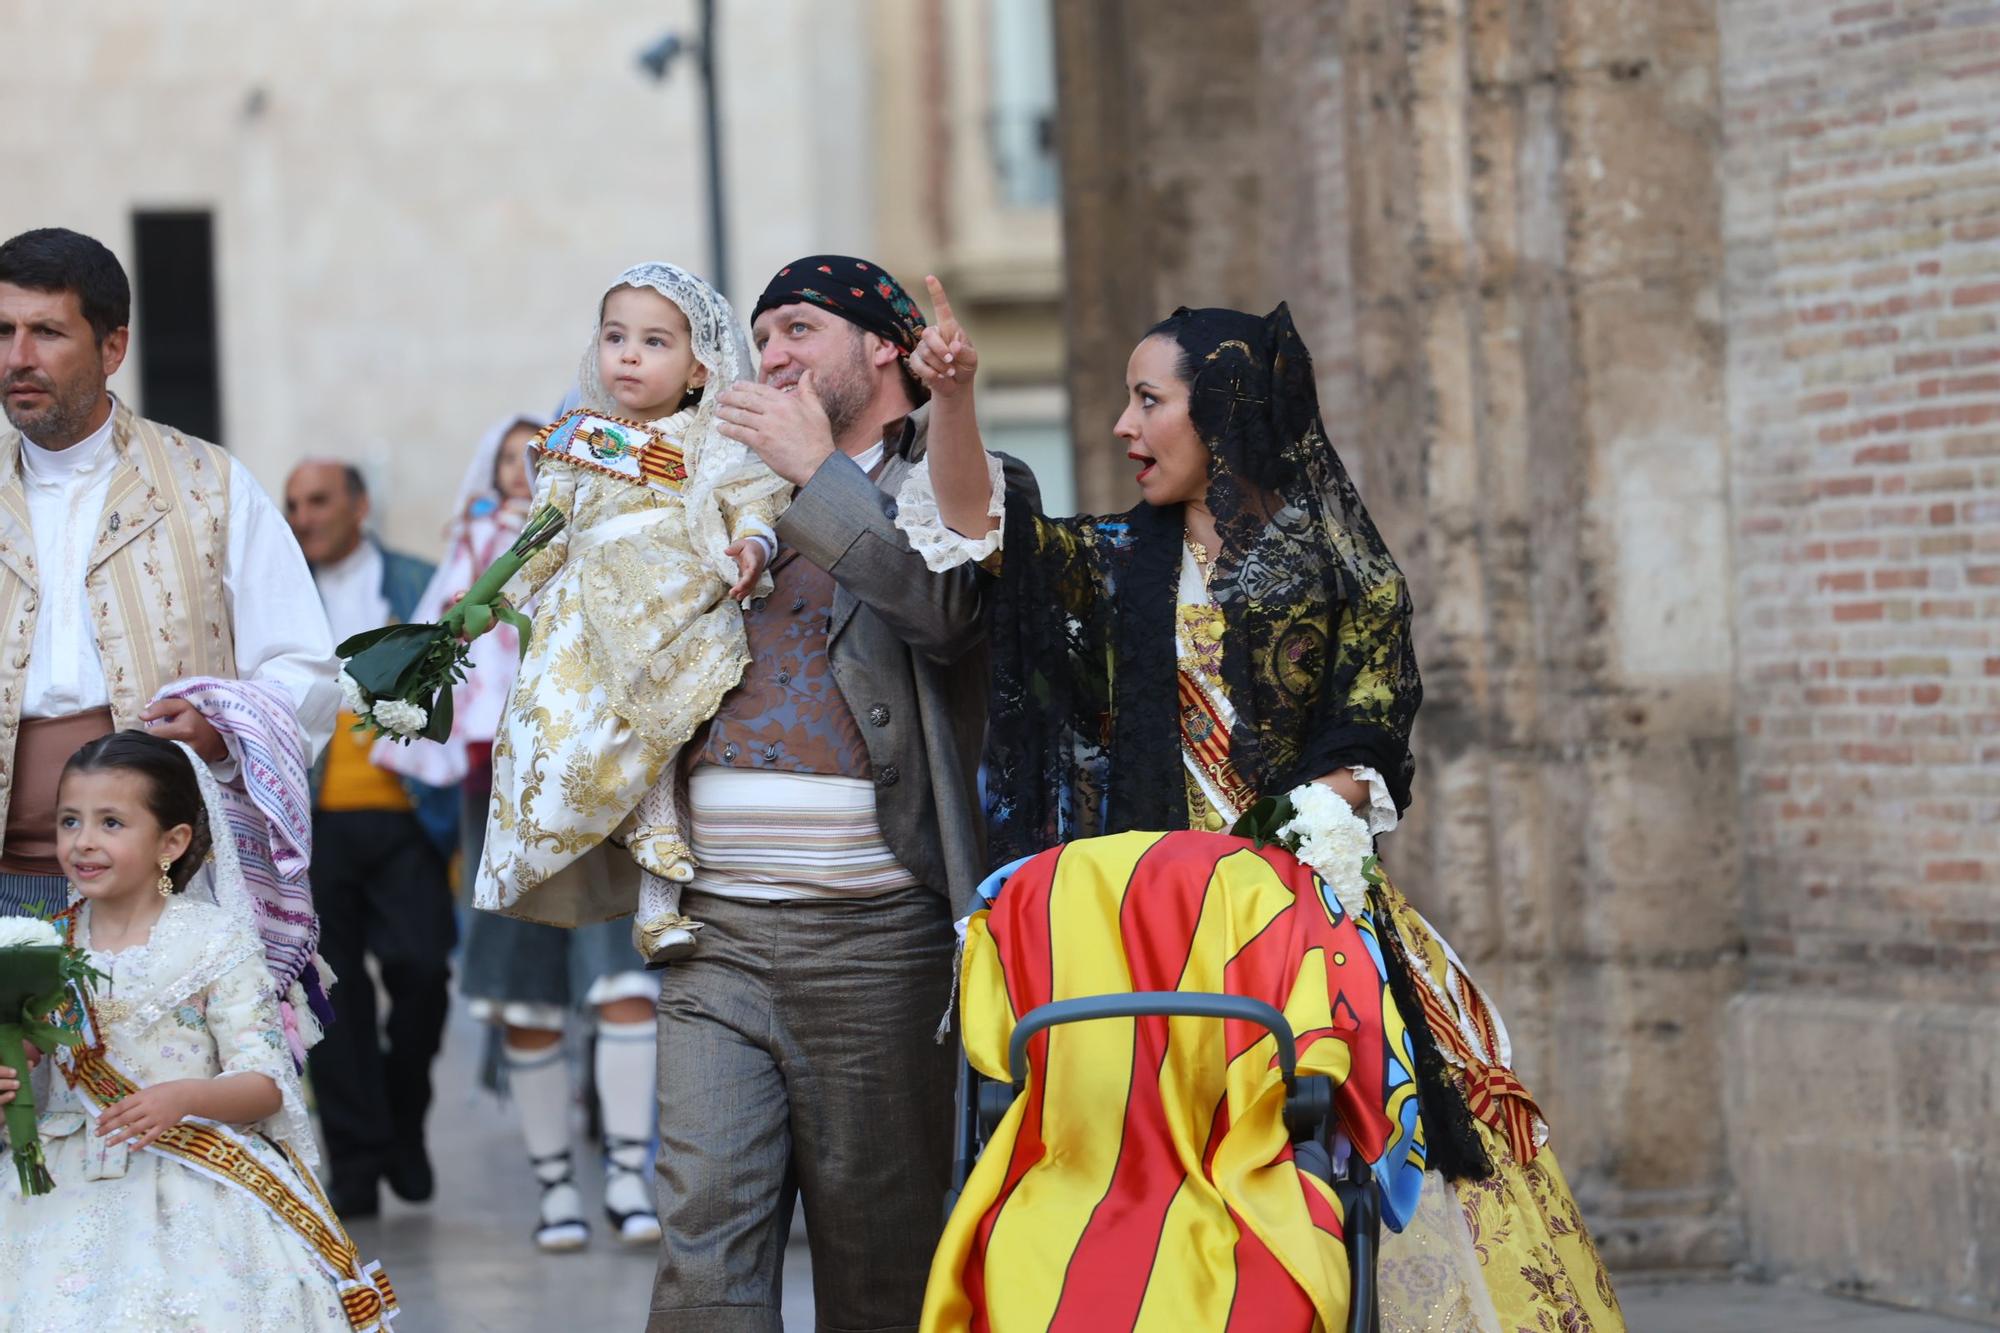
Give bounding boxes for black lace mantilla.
[984,302,1422,869]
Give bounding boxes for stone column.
[1056,0,1744,1269]
[1051,0,1273,513]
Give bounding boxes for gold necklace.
[1183,532,1216,586]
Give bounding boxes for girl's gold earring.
[157,857,174,897]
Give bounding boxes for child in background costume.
[473,263,789,964]
[373,413,545,793]
[381,416,666,1251]
[0,731,394,1331]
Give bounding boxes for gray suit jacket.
[776,408,1037,917]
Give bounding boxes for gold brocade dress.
[1176,543,1625,1333]
[474,407,789,928]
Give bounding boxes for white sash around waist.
[571,506,678,557]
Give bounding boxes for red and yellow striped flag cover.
[923,831,1427,1333]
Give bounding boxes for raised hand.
[717,372,837,487]
[908,275,978,400]
[904,274,998,538]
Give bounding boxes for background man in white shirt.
[0,227,337,917]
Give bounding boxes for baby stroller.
[923,830,1426,1333]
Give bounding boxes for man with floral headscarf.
[633,258,1034,1333]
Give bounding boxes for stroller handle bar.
[1008,992,1299,1092]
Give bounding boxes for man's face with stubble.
[750,302,880,440]
[0,282,124,448]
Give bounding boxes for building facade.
[0,0,1070,555]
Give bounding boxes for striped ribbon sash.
[1401,954,1545,1164]
[58,1033,398,1330]
[1178,667,1257,819]
[533,408,688,496]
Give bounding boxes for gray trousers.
[648,886,955,1333]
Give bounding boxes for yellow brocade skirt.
[1371,882,1625,1333]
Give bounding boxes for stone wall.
[1720,0,2000,1317]
[1057,0,1998,1315]
[1057,0,1744,1272]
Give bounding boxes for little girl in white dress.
[0,731,393,1332]
[474,263,790,963]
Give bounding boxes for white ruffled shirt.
[16,401,338,759]
[892,452,1399,834]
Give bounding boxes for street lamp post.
[638,0,727,295]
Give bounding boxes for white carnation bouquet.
[336,502,565,744]
[1,915,105,1194]
[1231,782,1384,917]
[0,918,62,950]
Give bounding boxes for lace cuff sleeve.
[1350,766,1400,836]
[893,452,1007,573]
[208,953,319,1168]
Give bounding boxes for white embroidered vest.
[0,401,236,844]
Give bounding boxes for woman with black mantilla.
[893,277,1625,1331]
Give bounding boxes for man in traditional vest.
[0,227,337,920]
[285,458,458,1219]
[638,257,1036,1333]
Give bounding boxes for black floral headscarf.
[750,255,927,354]
[1173,303,1422,810]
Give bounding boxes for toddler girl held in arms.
[0,731,393,1331]
[473,263,790,964]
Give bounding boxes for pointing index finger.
[924,274,959,339]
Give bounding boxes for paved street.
[346,1010,1986,1333]
[340,1008,813,1333]
[1620,1280,1989,1333]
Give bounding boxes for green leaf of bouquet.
[334,623,407,659]
[1229,796,1270,836]
[462,550,529,609]
[342,625,444,697]
[21,1015,79,1052]
[0,947,66,1010]
[1230,796,1279,846]
[382,632,454,696]
[421,684,456,744]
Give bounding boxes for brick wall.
[1722,0,2000,1317]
